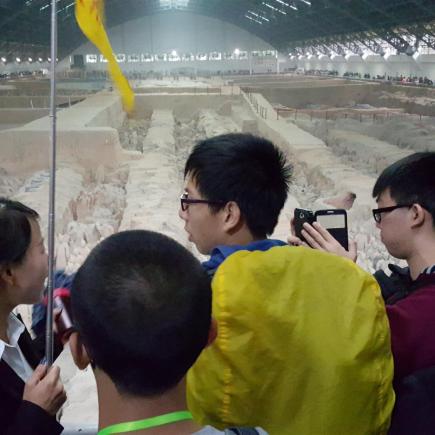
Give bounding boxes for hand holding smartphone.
[294,208,349,251]
[293,208,315,245]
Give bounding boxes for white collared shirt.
[422,265,435,275]
[0,313,34,382]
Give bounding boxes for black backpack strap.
[225,428,259,435]
[374,264,412,305]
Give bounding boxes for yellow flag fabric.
[75,0,135,113]
[187,246,395,435]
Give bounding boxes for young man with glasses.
[180,133,394,434]
[290,152,435,434]
[179,133,291,262]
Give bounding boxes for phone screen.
[316,214,346,229]
[315,210,348,250]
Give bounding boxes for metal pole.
[45,0,58,366]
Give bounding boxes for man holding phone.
[289,152,435,434]
[179,133,394,434]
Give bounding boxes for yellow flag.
[75,0,135,113]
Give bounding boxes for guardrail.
[245,90,268,119]
[275,106,425,124]
[287,73,435,89]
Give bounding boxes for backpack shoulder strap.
[374,265,411,304]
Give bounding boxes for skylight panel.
[159,0,189,9]
[245,14,263,25]
[40,0,62,12]
[247,10,270,22]
[263,2,287,15]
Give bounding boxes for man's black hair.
[184,133,292,238]
[71,230,212,397]
[372,152,435,224]
[0,197,39,266]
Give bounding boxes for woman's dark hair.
[0,198,39,266]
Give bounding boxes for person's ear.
[69,331,91,370]
[206,318,218,348]
[222,201,242,233]
[410,204,426,229]
[0,265,15,288]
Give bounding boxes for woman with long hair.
[0,197,66,435]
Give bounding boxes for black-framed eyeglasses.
[180,192,226,212]
[372,204,412,223]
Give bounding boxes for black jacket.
[0,320,63,435]
[388,365,435,435]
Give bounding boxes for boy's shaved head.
[72,230,212,397]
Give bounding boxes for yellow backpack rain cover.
[187,246,394,435]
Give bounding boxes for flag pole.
[45,0,58,366]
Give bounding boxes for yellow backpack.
[187,246,394,435]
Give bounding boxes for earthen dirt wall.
[0,96,84,108]
[0,108,49,124]
[133,94,242,119]
[258,84,377,108]
[0,128,123,176]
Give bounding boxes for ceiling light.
[247,10,270,22]
[263,2,286,14]
[245,14,263,25]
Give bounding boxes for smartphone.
[314,209,348,250]
[294,208,315,243]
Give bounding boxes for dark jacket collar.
[377,264,435,305]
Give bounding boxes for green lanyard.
[98,411,194,435]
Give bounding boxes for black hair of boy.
[372,152,435,223]
[71,230,212,397]
[0,197,39,265]
[184,133,293,238]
